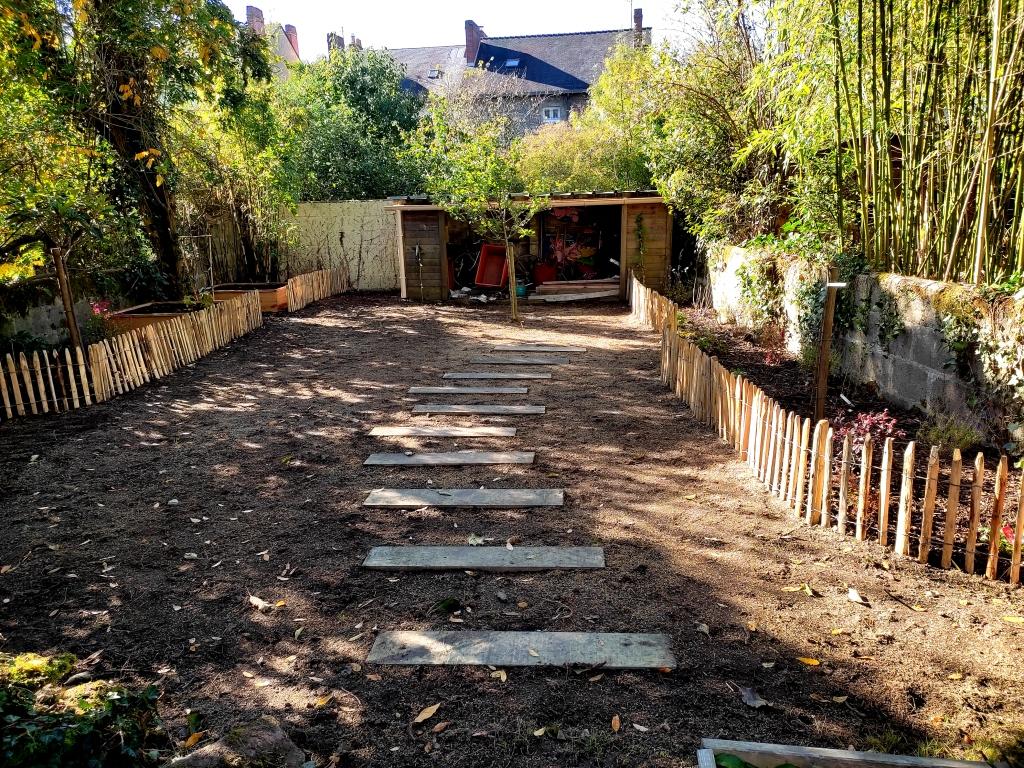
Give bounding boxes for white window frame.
[542,106,562,123]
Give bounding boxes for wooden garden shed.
[386,192,672,302]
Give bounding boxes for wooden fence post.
[966,452,985,574]
[806,419,828,525]
[1011,467,1024,586]
[793,418,811,514]
[878,437,894,546]
[918,446,941,564]
[836,434,852,533]
[895,441,917,556]
[986,455,1010,580]
[940,449,963,569]
[855,435,873,540]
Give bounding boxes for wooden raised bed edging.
[696,738,989,768]
[629,273,1024,585]
[213,283,289,313]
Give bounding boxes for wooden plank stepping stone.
[362,545,604,571]
[369,426,517,437]
[367,631,675,669]
[408,386,528,394]
[363,488,563,507]
[492,344,586,353]
[443,372,551,380]
[411,404,544,415]
[364,450,534,466]
[470,355,568,365]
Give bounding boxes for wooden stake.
[856,435,873,540]
[941,450,963,569]
[1010,467,1024,586]
[779,412,795,499]
[878,438,894,546]
[986,455,1009,580]
[807,420,828,525]
[6,353,24,416]
[19,353,36,415]
[966,453,986,574]
[818,427,834,526]
[836,434,853,533]
[918,446,940,564]
[895,441,916,556]
[794,418,811,514]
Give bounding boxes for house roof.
[387,28,651,97]
[385,44,466,95]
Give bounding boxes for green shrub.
[917,413,983,455]
[1,653,165,767]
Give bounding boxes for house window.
[428,66,443,79]
[542,106,562,123]
[504,58,521,69]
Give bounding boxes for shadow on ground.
[2,295,1023,767]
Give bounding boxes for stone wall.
[707,245,996,420]
[0,298,95,346]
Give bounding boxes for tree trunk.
[505,242,519,321]
[52,248,83,351]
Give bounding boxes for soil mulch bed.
[2,295,1024,767]
[680,305,1023,581]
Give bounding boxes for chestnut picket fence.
[629,274,1024,584]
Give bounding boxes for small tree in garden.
[410,94,546,320]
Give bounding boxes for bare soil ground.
[2,295,1024,768]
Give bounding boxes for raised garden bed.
[212,282,288,313]
[697,739,988,768]
[108,301,212,331]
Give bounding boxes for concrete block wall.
[707,245,985,419]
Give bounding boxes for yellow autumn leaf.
[910,604,927,612]
[796,657,821,666]
[781,585,804,592]
[414,703,440,723]
[611,714,621,733]
[1002,615,1024,625]
[684,494,696,500]
[183,731,204,749]
[134,150,149,161]
[150,45,169,61]
[533,726,546,737]
[156,174,164,187]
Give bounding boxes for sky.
[223,0,689,62]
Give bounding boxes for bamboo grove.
[766,0,1024,282]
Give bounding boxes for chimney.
[284,24,299,57]
[465,19,485,64]
[633,8,644,47]
[349,33,362,51]
[245,5,264,34]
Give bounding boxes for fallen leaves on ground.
[848,587,870,605]
[414,703,440,723]
[248,595,271,612]
[1002,616,1024,626]
[796,657,821,666]
[739,686,767,708]
[611,714,621,732]
[782,583,820,596]
[183,731,205,749]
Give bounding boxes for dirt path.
[2,295,1024,767]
